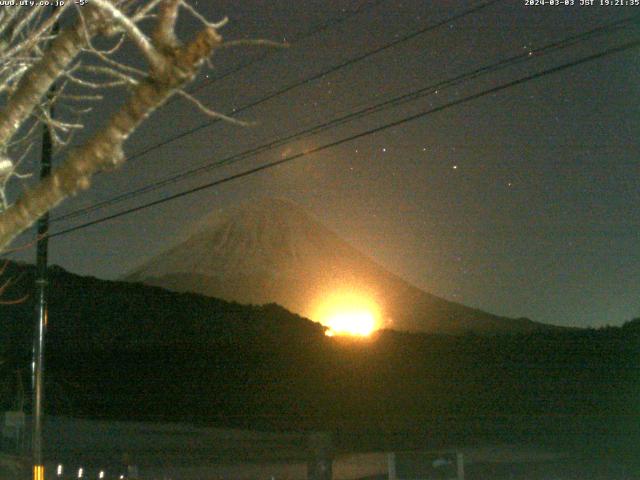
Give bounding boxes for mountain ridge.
[0,260,635,445]
[127,198,555,335]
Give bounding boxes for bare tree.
[0,1,259,253]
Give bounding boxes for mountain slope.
[0,262,636,447]
[127,198,549,334]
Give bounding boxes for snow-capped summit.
[127,198,550,335]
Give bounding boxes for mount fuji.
[126,198,550,335]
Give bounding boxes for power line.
[115,0,502,165]
[46,40,640,240]
[51,15,639,224]
[185,0,389,96]
[52,0,506,223]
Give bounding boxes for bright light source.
[325,310,376,337]
[99,471,105,479]
[78,467,84,478]
[56,464,63,476]
[34,466,44,480]
[313,291,380,337]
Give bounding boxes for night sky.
[9,0,640,328]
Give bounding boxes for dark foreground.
[0,263,638,478]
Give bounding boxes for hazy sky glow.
[9,1,640,328]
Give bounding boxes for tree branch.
[0,8,102,149]
[92,0,165,73]
[0,25,222,251]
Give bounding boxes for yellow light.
[33,465,44,480]
[313,291,380,337]
[325,310,376,337]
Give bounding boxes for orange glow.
[325,310,376,336]
[313,291,381,337]
[33,465,44,480]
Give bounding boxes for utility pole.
[32,96,52,480]
[32,9,58,480]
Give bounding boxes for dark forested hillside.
[0,262,638,454]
